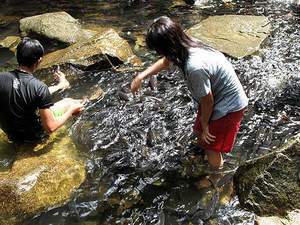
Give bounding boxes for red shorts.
[193,108,245,153]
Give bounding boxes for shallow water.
[0,0,300,224]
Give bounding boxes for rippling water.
[1,0,300,224]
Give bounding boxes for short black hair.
[16,37,44,67]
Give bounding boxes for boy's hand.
[54,71,70,90]
[70,101,85,116]
[201,126,216,144]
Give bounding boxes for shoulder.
[25,77,49,96]
[28,76,48,88]
[0,71,15,79]
[188,48,231,73]
[186,48,214,73]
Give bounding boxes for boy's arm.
[131,57,170,93]
[200,92,216,144]
[39,103,83,133]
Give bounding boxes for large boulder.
[19,11,95,45]
[187,15,271,59]
[0,129,86,225]
[37,28,141,71]
[233,134,300,216]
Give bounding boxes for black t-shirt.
[0,70,53,144]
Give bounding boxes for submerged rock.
[19,11,94,46]
[0,129,86,225]
[233,134,300,216]
[187,15,271,59]
[37,28,141,71]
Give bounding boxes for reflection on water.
[0,0,299,225]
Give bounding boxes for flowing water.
[0,0,300,224]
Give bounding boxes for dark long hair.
[146,16,206,70]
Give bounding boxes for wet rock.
[234,134,300,216]
[0,129,86,225]
[37,29,141,71]
[19,11,95,46]
[170,0,188,8]
[134,33,146,51]
[0,36,20,52]
[0,36,20,72]
[187,15,271,59]
[0,16,19,29]
[256,210,300,225]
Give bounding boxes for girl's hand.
[201,125,216,144]
[131,74,143,94]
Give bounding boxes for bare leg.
[205,150,223,170]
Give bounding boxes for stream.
[0,0,299,224]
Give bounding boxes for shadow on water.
[0,0,299,225]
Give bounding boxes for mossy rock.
[0,129,86,225]
[234,134,300,216]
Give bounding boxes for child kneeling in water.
[131,16,248,170]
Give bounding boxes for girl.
[131,16,248,170]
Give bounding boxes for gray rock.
[234,134,300,216]
[19,11,95,45]
[187,15,271,59]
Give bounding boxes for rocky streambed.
[0,1,299,225]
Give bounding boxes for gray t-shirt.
[184,47,248,120]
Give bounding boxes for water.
[0,0,299,224]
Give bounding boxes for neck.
[17,65,35,74]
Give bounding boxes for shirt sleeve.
[188,68,211,101]
[36,83,54,109]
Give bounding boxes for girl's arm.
[131,57,170,93]
[200,92,216,144]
